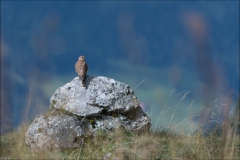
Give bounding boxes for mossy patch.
[50,100,56,110]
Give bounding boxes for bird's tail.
[79,75,86,87]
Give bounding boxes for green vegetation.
[1,123,239,159]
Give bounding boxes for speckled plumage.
[75,55,88,87]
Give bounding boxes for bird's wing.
[75,61,81,74]
[75,61,88,75]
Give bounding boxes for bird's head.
[79,56,85,61]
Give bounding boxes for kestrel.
[75,55,88,87]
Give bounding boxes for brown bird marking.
[75,55,88,87]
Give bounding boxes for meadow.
[1,107,239,159]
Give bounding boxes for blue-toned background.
[1,1,239,134]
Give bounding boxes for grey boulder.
[94,107,151,133]
[50,75,139,117]
[26,75,151,151]
[25,113,91,151]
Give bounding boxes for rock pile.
[25,75,151,150]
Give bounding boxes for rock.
[124,106,151,133]
[26,75,151,150]
[94,107,151,133]
[50,75,139,117]
[103,152,118,160]
[25,112,92,151]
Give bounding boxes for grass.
[1,122,239,159]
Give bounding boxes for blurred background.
[1,1,239,135]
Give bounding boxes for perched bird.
[75,55,88,87]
